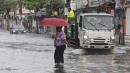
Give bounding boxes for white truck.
[78,13,115,49]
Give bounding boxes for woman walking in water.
[54,26,67,65]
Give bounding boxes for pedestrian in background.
[54,26,67,65]
[67,8,75,38]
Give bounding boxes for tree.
[46,0,64,16]
[0,0,4,13]
[22,0,47,11]
[22,0,64,16]
[0,0,16,13]
[22,0,64,33]
[0,0,16,30]
[22,0,47,33]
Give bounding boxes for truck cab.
[78,13,115,49]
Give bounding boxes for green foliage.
[0,0,16,13]
[46,0,64,16]
[22,0,64,16]
[51,0,64,11]
[0,2,5,13]
[22,0,47,11]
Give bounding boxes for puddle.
[70,49,86,55]
[0,67,19,71]
[113,48,126,54]
[0,42,54,52]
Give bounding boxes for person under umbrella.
[54,26,67,66]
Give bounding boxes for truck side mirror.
[79,22,82,27]
[79,16,82,27]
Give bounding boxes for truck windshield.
[83,15,114,30]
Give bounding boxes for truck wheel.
[75,38,80,48]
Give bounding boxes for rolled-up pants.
[54,45,66,63]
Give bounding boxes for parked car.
[10,25,27,34]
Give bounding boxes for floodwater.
[0,29,130,73]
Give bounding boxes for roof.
[80,13,114,16]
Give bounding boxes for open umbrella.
[40,18,68,26]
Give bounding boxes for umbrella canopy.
[40,18,68,26]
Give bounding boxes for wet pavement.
[0,29,130,73]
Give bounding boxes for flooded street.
[0,29,130,73]
[65,48,130,73]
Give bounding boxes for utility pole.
[115,0,125,45]
[119,9,125,45]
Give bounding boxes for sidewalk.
[115,34,130,50]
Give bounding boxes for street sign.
[36,8,46,17]
[71,3,76,10]
[76,0,88,9]
[90,0,102,7]
[40,8,46,16]
[36,11,41,16]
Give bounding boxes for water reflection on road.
[64,47,130,73]
[0,29,130,73]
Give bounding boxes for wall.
[126,8,130,36]
[125,7,130,44]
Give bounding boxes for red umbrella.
[40,18,68,26]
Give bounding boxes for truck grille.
[94,39,105,40]
[92,38,106,44]
[90,43,108,45]
[93,41,105,43]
